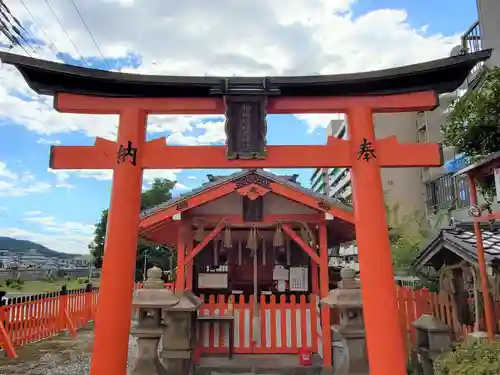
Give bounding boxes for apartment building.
[310,119,347,199]
[312,0,500,228]
[310,106,454,227]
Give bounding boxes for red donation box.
[298,347,313,366]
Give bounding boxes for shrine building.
[139,168,355,359]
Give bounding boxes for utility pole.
[88,243,94,281]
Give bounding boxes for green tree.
[387,204,427,273]
[442,67,500,201]
[442,67,500,159]
[89,178,177,278]
[387,203,447,275]
[140,178,176,211]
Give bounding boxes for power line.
[68,0,111,70]
[42,0,89,66]
[7,0,116,129]
[34,0,116,127]
[0,0,37,54]
[17,0,57,52]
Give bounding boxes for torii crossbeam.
[0,49,491,375]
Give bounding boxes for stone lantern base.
[129,327,165,375]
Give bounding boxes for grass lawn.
[1,278,100,294]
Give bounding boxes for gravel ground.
[0,325,138,375]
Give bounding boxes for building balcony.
[310,167,322,182]
[330,168,351,197]
[424,172,470,216]
[460,20,487,87]
[310,171,326,192]
[462,20,482,54]
[339,185,352,200]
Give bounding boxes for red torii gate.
[0,50,490,375]
[458,152,500,340]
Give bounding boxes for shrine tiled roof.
[140,169,352,219]
[414,221,500,269]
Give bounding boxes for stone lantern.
[160,290,202,375]
[321,268,368,375]
[412,314,452,375]
[130,266,179,375]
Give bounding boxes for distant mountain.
[0,237,76,259]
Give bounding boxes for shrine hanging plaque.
[224,95,267,160]
[198,273,228,289]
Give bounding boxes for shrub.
[434,339,500,375]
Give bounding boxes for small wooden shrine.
[139,169,355,360]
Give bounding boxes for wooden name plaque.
[198,273,228,289]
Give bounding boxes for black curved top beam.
[0,50,492,98]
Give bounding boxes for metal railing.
[310,167,322,182]
[310,170,325,191]
[424,173,470,214]
[462,20,482,53]
[461,20,485,86]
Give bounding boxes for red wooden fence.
[395,286,499,352]
[196,294,319,355]
[0,288,99,358]
[0,285,498,359]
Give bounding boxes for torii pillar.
[348,106,408,374]
[90,108,146,375]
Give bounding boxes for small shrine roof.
[140,168,351,219]
[414,221,500,270]
[139,169,355,248]
[0,50,491,98]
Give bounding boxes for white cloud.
[37,138,61,145]
[187,176,197,180]
[49,170,76,189]
[0,161,18,180]
[0,181,51,197]
[174,182,191,191]
[0,0,462,139]
[0,161,52,197]
[296,114,345,133]
[0,211,94,254]
[48,168,181,184]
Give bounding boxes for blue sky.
[352,0,477,35]
[0,0,479,254]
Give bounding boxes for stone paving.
[0,325,299,375]
[0,326,138,375]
